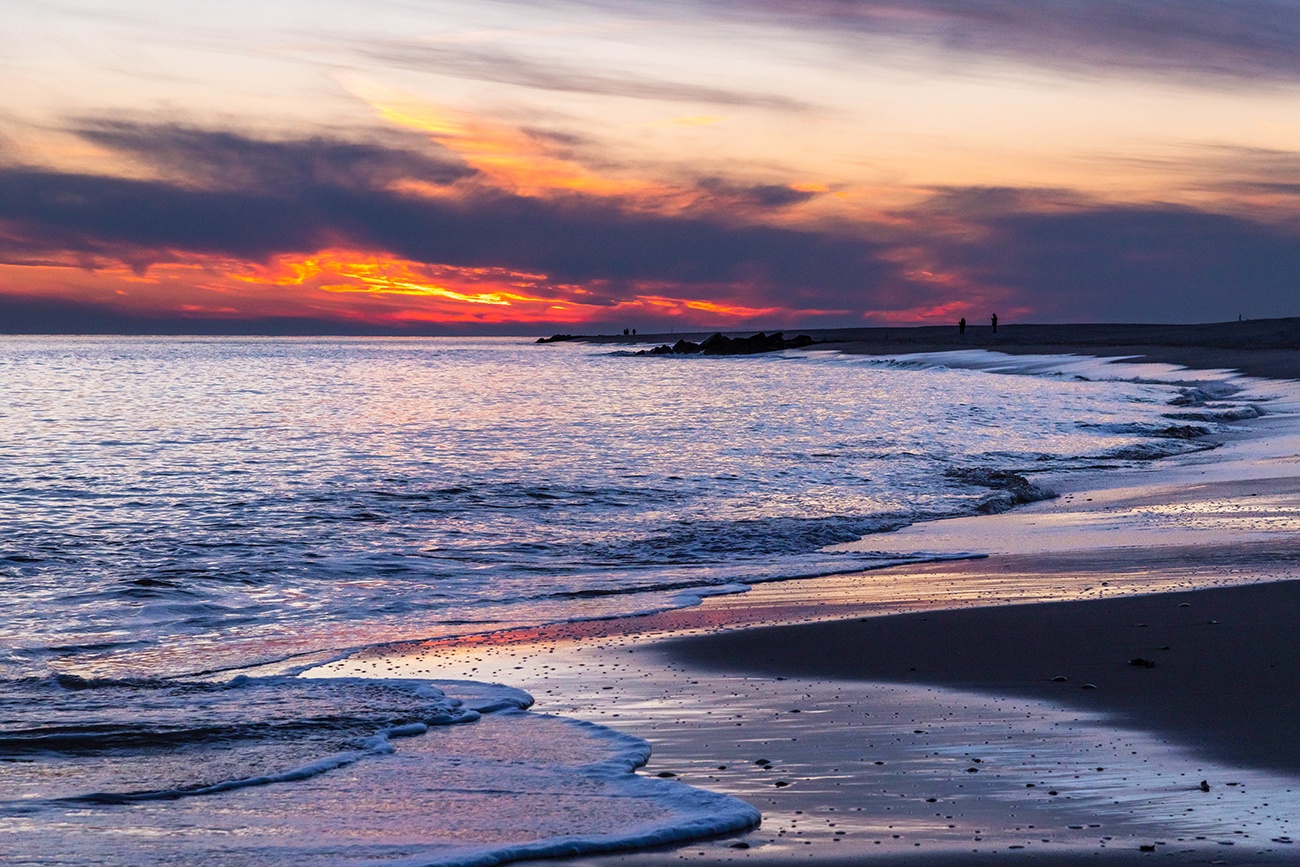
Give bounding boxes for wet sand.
[321,333,1300,864]
[663,578,1300,775]
[327,542,1300,865]
[321,482,1300,864]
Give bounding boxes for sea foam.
[0,673,759,866]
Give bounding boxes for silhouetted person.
[632,328,636,335]
[959,317,966,335]
[623,328,629,336]
[991,313,998,333]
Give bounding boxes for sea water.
[0,336,1275,864]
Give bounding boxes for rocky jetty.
[639,331,816,356]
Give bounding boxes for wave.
[0,674,759,866]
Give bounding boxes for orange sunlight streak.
[0,250,847,329]
[363,94,664,200]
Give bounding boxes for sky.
[1,0,1299,334]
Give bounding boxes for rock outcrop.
[639,332,816,356]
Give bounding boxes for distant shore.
[564,316,1300,380]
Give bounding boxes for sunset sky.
[2,0,1299,333]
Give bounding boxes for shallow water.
[0,336,1279,865]
[0,677,759,866]
[0,337,1257,680]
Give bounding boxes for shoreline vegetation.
[538,315,1300,379]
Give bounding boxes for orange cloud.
[630,294,780,319]
[233,252,560,306]
[0,250,852,329]
[361,90,660,200]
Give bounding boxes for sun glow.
[0,250,840,329]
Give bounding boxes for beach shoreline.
[323,550,1300,864]
[317,418,1300,863]
[299,338,1300,865]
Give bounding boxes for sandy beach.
[305,332,1300,865]
[321,551,1300,864]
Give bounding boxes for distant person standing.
[991,313,998,333]
[959,317,966,335]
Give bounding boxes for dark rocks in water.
[947,467,1057,514]
[644,338,704,355]
[1169,386,1239,407]
[948,468,1031,490]
[1156,424,1211,439]
[638,332,816,356]
[535,334,582,343]
[1165,406,1262,422]
[1199,779,1211,792]
[1128,657,1157,668]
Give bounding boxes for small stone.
[730,842,750,849]
[774,780,790,787]
[1140,844,1156,852]
[656,771,677,778]
[1199,780,1211,792]
[1081,683,1098,689]
[1129,658,1157,668]
[1050,675,1068,682]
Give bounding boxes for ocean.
[0,336,1271,864]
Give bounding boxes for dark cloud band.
[4,123,1299,329]
[0,124,895,308]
